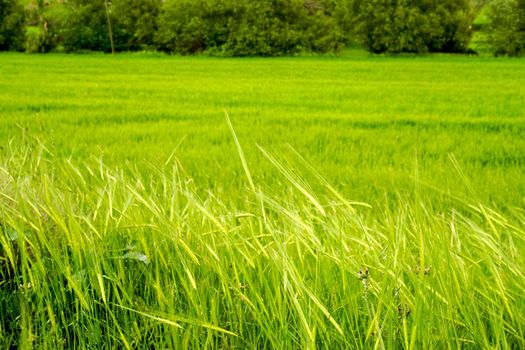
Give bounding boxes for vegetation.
[61,0,117,53]
[488,0,525,56]
[351,0,474,53]
[154,0,344,55]
[112,0,162,51]
[1,52,525,348]
[469,2,491,54]
[23,0,65,53]
[1,53,524,206]
[0,0,25,51]
[4,0,524,55]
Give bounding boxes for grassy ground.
[1,51,524,207]
[1,51,525,348]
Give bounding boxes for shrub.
[24,3,66,54]
[25,27,50,53]
[61,0,123,53]
[332,0,359,45]
[488,0,525,56]
[156,0,345,56]
[0,0,25,51]
[352,0,473,54]
[155,0,211,54]
[111,0,162,50]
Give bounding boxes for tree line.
[0,0,524,56]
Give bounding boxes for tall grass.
[1,131,524,349]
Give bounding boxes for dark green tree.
[112,0,162,50]
[155,0,212,54]
[156,0,344,56]
[488,0,525,56]
[62,0,123,53]
[332,0,359,45]
[0,0,25,51]
[351,0,473,53]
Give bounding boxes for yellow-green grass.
[1,51,525,348]
[1,52,524,207]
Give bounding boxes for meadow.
[1,51,525,348]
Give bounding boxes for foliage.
[61,0,119,53]
[154,0,211,54]
[351,0,474,53]
[332,0,359,45]
[111,0,162,50]
[156,0,345,56]
[0,0,25,51]
[14,0,495,56]
[487,0,525,56]
[25,26,49,53]
[472,0,491,14]
[23,2,66,53]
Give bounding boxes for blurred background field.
[1,52,524,208]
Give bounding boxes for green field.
[1,52,525,348]
[1,52,525,206]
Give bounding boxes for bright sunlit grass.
[1,133,525,348]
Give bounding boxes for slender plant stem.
[104,0,115,54]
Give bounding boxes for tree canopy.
[0,0,25,51]
[155,0,344,56]
[0,0,521,56]
[488,0,525,56]
[351,0,473,54]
